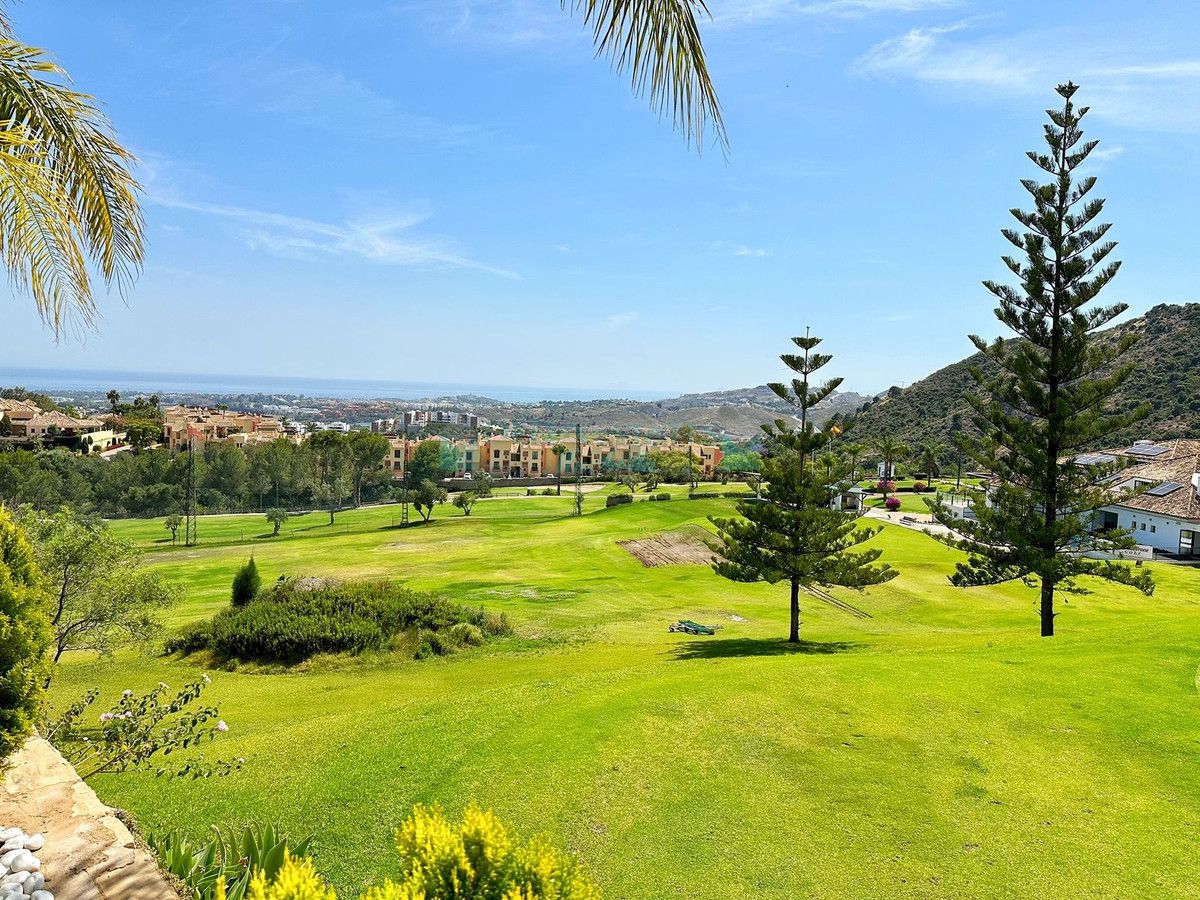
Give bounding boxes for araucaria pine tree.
[932,82,1153,637]
[711,332,896,642]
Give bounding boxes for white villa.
[1091,439,1200,559]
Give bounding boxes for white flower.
[157,682,168,690]
[99,712,114,723]
[236,757,245,765]
[122,711,134,720]
[121,689,133,699]
[202,674,212,685]
[215,720,229,733]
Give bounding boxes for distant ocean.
[0,367,668,404]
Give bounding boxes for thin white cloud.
[854,22,1200,132]
[734,245,772,257]
[152,195,519,279]
[715,0,960,26]
[605,311,639,329]
[555,244,572,253]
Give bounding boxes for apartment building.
[162,405,286,451]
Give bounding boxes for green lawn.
[54,497,1200,898]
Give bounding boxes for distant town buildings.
[161,405,287,451]
[0,397,125,454]
[371,410,480,433]
[385,433,723,481]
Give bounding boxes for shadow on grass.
[669,637,859,660]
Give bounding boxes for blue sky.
[5,0,1200,397]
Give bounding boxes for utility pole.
[184,434,198,546]
[574,424,583,516]
[401,417,410,526]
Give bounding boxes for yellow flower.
[248,852,337,900]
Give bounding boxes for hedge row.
[166,580,510,664]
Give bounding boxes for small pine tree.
[231,557,261,607]
[711,331,896,642]
[932,82,1154,636]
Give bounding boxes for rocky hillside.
[848,302,1200,449]
[475,385,869,441]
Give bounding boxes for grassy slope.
[53,497,1200,898]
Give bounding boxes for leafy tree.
[405,479,447,524]
[617,471,640,493]
[453,491,478,517]
[164,513,182,544]
[406,440,444,486]
[931,82,1154,637]
[916,442,942,484]
[231,557,261,607]
[648,449,699,484]
[711,333,896,642]
[0,414,10,436]
[347,431,390,507]
[106,390,121,413]
[308,431,351,524]
[470,469,494,499]
[19,506,179,675]
[870,436,907,496]
[123,420,161,451]
[265,507,289,537]
[840,442,865,483]
[551,442,569,495]
[673,425,701,444]
[0,507,50,758]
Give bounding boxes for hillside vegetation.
[849,302,1200,448]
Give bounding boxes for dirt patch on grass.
[620,527,721,567]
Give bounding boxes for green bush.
[541,487,556,495]
[606,494,633,508]
[231,557,261,607]
[0,508,50,760]
[448,621,485,647]
[179,580,510,664]
[656,492,670,501]
[148,821,313,900]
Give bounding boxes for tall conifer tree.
[711,332,896,642]
[932,83,1153,636]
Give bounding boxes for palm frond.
[564,0,726,154]
[0,37,144,336]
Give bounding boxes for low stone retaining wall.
[0,738,177,899]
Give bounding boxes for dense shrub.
[231,557,261,607]
[541,488,556,496]
[885,497,902,511]
[876,480,895,493]
[656,493,670,501]
[913,481,929,492]
[175,580,510,665]
[0,508,50,760]
[605,494,632,508]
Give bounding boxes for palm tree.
[565,0,725,153]
[551,443,569,495]
[916,441,942,486]
[0,24,144,336]
[842,441,865,483]
[871,436,907,499]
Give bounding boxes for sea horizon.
[0,366,671,405]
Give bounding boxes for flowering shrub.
[884,497,902,511]
[875,480,895,493]
[200,805,599,899]
[45,677,241,779]
[152,822,313,900]
[913,482,928,492]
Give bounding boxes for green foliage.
[165,513,183,542]
[713,332,897,641]
[452,491,477,516]
[182,580,510,665]
[231,558,262,608]
[0,507,50,760]
[647,450,698,483]
[46,678,239,780]
[470,470,494,498]
[148,822,314,900]
[605,494,633,508]
[930,83,1154,637]
[362,803,600,900]
[266,507,290,536]
[406,441,445,486]
[19,505,179,669]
